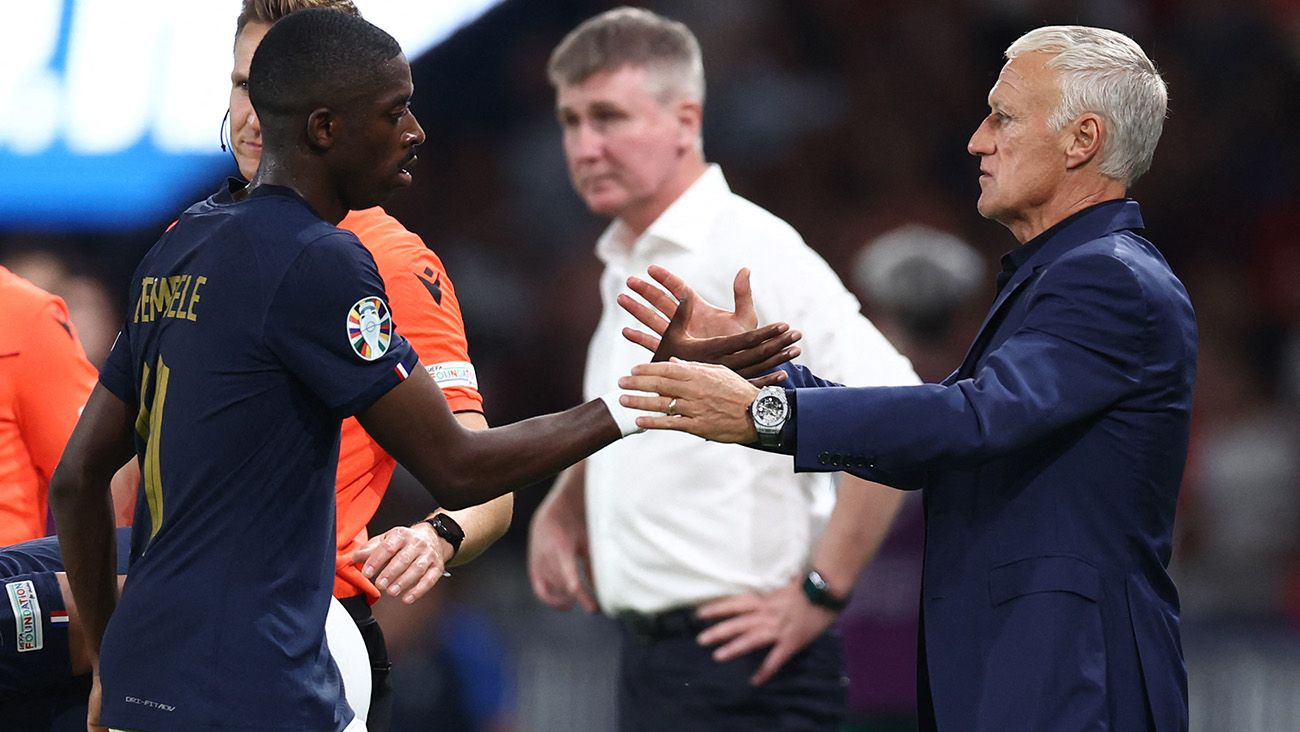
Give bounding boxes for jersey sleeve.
[15,299,97,480]
[369,233,483,414]
[266,231,418,419]
[100,326,137,409]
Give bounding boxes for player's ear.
[306,108,335,151]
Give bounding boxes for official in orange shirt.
[223,2,514,728]
[0,266,98,545]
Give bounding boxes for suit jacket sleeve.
[787,251,1148,479]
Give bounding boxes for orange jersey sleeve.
[0,268,97,543]
[331,207,483,600]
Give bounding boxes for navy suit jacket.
[779,200,1195,731]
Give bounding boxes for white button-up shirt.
[584,165,918,615]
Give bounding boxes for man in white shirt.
[527,8,920,731]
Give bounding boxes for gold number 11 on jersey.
[134,355,171,540]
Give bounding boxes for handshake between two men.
[618,264,800,445]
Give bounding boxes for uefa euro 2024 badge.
[347,296,393,361]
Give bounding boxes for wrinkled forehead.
[989,52,1058,107]
[555,64,664,110]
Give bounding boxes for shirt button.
[818,451,830,465]
[831,453,843,467]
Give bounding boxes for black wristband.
[422,513,464,559]
[802,569,851,611]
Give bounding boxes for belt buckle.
[620,607,703,642]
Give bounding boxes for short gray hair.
[1007,25,1167,186]
[547,6,705,106]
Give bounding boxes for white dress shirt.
[584,165,919,615]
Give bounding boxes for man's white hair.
[1007,25,1167,186]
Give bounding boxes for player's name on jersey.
[134,274,208,324]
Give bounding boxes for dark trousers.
[617,610,848,732]
[339,595,394,732]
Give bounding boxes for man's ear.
[675,99,702,152]
[306,108,336,151]
[1065,112,1105,170]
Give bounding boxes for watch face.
[753,394,787,428]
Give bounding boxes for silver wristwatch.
[749,386,789,447]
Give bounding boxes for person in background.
[0,265,97,544]
[527,8,918,731]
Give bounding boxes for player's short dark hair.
[248,9,403,127]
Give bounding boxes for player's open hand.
[353,522,450,604]
[618,265,800,381]
[695,578,837,686]
[619,359,760,443]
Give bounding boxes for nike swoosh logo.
[0,352,18,358]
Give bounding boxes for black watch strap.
[423,513,465,559]
[802,569,851,611]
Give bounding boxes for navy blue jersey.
[0,529,133,577]
[97,183,416,731]
[0,529,132,731]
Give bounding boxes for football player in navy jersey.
[0,529,373,732]
[49,9,795,732]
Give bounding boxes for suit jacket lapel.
[952,270,1037,380]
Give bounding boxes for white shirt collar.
[594,164,730,264]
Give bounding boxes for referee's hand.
[353,523,451,604]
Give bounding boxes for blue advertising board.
[0,0,502,232]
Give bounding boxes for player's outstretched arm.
[358,366,623,511]
[430,411,513,567]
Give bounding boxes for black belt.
[618,607,714,641]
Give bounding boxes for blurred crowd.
[3,0,1298,729]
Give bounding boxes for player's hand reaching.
[619,265,800,383]
[353,522,451,604]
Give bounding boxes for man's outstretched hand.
[618,265,801,384]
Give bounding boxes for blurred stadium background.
[3,0,1298,729]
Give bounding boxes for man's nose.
[968,119,992,156]
[568,122,603,161]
